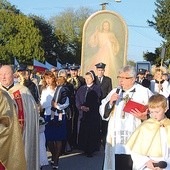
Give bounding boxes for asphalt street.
[42,147,104,170]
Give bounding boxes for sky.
[8,0,163,62]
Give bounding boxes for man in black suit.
[95,62,112,147]
[136,69,150,88]
[67,64,85,149]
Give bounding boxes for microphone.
[112,86,122,105]
[115,86,122,97]
[115,86,121,95]
[114,85,121,98]
[153,161,167,168]
[103,86,121,119]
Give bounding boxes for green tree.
[49,7,93,64]
[148,0,170,62]
[0,0,44,65]
[143,48,161,65]
[127,60,136,67]
[30,15,59,65]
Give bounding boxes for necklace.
[121,89,135,119]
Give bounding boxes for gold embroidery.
[122,94,130,119]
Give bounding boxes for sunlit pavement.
[42,147,104,170]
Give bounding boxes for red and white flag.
[33,59,46,72]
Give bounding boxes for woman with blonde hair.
[150,68,170,98]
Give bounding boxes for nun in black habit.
[76,70,102,157]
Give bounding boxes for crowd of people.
[0,62,170,170]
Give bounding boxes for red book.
[123,100,147,113]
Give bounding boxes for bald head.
[0,65,14,87]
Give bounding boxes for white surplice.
[39,125,49,167]
[100,83,153,170]
[127,118,170,170]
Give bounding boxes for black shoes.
[52,164,59,169]
[51,161,59,169]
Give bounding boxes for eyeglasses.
[117,76,133,80]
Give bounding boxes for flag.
[14,58,19,67]
[160,47,166,59]
[14,58,19,71]
[45,61,55,70]
[160,47,166,67]
[33,59,46,72]
[57,61,62,69]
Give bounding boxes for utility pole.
[100,0,121,10]
[100,3,108,10]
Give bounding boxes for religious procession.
[0,0,170,170]
[0,60,170,170]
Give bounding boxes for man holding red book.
[100,65,153,170]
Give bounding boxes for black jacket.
[96,76,112,99]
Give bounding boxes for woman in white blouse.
[40,71,69,169]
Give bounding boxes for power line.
[128,25,150,28]
[129,44,159,49]
[130,28,162,43]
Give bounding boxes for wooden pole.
[159,47,166,93]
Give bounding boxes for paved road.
[42,147,104,170]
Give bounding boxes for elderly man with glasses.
[100,65,153,170]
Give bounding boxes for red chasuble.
[0,163,5,170]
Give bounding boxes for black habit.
[76,83,102,155]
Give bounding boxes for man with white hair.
[100,65,153,170]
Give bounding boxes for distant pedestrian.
[136,69,150,88]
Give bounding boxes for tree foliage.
[148,0,170,62]
[49,7,93,64]
[127,60,136,67]
[30,15,58,64]
[0,0,44,65]
[143,48,161,65]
